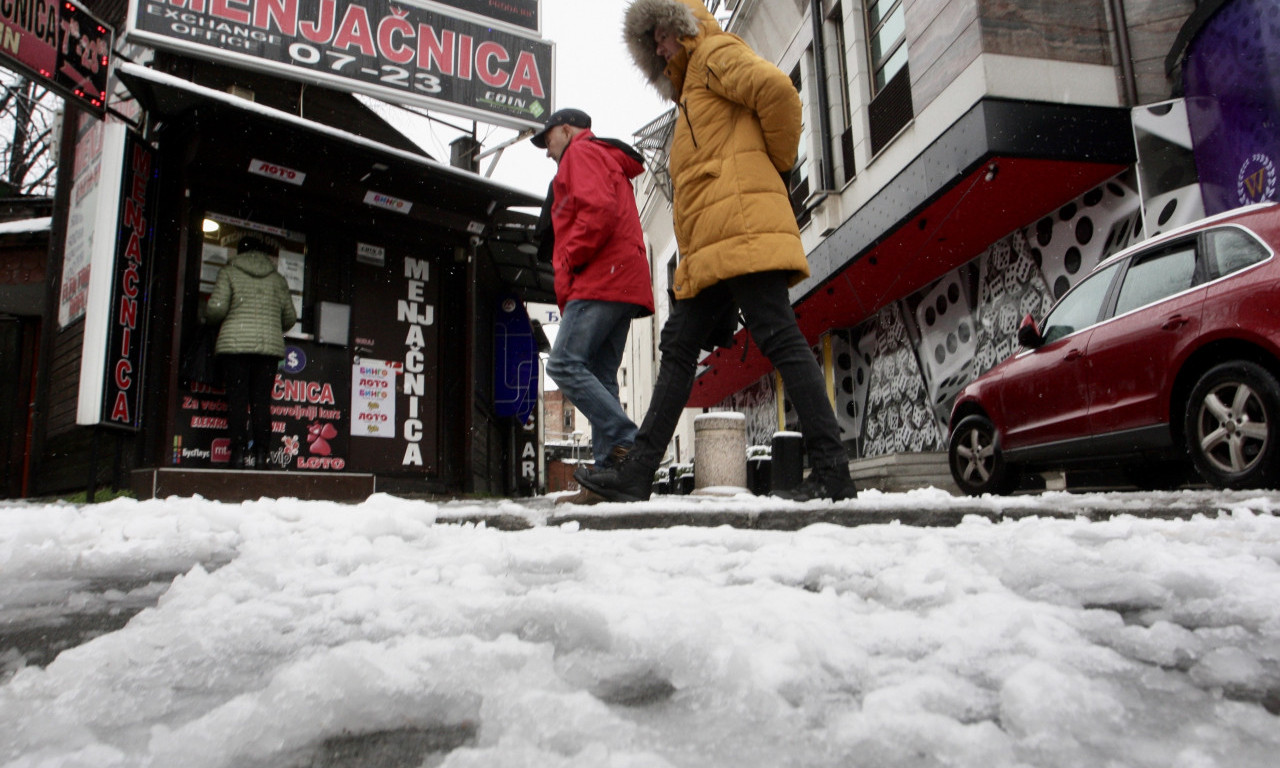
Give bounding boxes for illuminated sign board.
[78,131,156,429]
[126,0,553,130]
[0,0,113,117]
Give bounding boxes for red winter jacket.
[551,130,655,315]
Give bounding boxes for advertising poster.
[351,358,399,438]
[171,342,350,471]
[59,115,118,327]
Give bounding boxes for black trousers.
[632,270,847,470]
[220,353,278,451]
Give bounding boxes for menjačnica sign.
[126,0,553,129]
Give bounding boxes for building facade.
[629,0,1276,481]
[11,0,555,500]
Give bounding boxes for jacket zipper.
[679,100,698,148]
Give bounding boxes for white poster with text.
[351,358,398,438]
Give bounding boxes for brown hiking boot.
[554,487,608,505]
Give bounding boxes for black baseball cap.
[530,108,592,149]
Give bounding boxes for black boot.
[776,464,858,501]
[577,455,654,502]
[573,444,633,484]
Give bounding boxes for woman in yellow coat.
[579,0,858,502]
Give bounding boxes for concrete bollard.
[770,431,804,494]
[693,412,748,494]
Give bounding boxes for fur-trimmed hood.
[623,0,808,300]
[623,0,719,101]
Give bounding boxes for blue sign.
[283,345,307,374]
[494,295,538,420]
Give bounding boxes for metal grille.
[634,108,677,203]
[869,64,913,156]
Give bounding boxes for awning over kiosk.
[116,62,555,304]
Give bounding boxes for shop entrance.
[171,206,465,485]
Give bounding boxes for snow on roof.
[116,62,540,205]
[0,216,52,235]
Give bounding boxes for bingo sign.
[351,358,399,438]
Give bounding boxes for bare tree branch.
[0,73,59,196]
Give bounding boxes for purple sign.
[433,0,539,32]
[1183,0,1280,215]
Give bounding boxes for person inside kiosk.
[205,236,298,469]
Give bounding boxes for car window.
[1040,261,1121,344]
[1113,245,1197,317]
[1207,227,1269,277]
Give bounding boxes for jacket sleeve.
[205,268,231,323]
[552,141,624,273]
[277,276,297,331]
[703,39,803,173]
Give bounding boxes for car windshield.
[1040,261,1121,344]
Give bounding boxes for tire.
[949,414,1018,496]
[1183,361,1280,490]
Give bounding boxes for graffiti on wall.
[724,376,778,449]
[717,174,1150,460]
[860,303,944,456]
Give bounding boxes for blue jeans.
[546,300,641,465]
[630,270,847,471]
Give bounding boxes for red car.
[948,202,1280,495]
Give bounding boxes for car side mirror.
[1016,313,1044,349]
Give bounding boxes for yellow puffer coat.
[624,0,809,300]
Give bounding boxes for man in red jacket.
[532,108,655,503]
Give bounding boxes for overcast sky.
[416,0,672,196]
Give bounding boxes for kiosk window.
[200,213,307,338]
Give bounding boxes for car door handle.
[1064,349,1084,361]
[1161,315,1191,331]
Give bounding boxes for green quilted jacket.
[205,250,297,358]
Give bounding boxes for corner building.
[630,0,1277,489]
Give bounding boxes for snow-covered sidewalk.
[2,489,1278,767]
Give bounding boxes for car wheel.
[1184,361,1280,490]
[948,415,1018,496]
